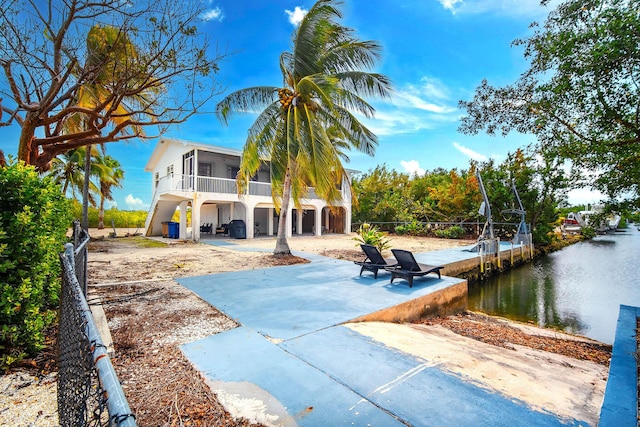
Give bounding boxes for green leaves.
[0,160,72,369]
[215,0,392,254]
[460,0,640,209]
[352,223,392,253]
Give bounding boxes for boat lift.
[474,170,500,255]
[502,183,532,247]
[472,170,534,271]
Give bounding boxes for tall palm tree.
[216,0,392,255]
[65,24,160,228]
[50,146,101,205]
[93,154,124,229]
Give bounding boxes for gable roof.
[144,137,243,172]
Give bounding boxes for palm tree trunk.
[274,168,292,256]
[81,145,91,230]
[98,196,105,229]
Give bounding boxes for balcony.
[155,174,334,202]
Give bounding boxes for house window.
[228,166,240,179]
[183,150,194,175]
[166,164,174,177]
[198,163,212,177]
[155,172,159,189]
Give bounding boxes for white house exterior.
[144,137,354,241]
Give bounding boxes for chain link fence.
[352,221,528,241]
[58,222,136,426]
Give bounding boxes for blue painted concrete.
[599,305,639,426]
[182,327,405,426]
[201,239,273,252]
[281,326,587,426]
[178,256,461,341]
[179,243,592,426]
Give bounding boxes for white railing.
[154,174,328,200]
[197,176,237,194]
[249,181,272,197]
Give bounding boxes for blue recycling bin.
[228,220,246,239]
[167,221,179,239]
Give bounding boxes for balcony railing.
[155,174,341,201]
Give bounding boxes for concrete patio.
[177,247,595,426]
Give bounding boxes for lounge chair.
[354,244,397,279]
[386,249,444,288]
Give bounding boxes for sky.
[0,0,601,210]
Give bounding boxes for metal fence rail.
[58,224,136,426]
[352,221,530,241]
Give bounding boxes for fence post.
[58,227,136,426]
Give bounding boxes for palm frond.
[216,86,279,124]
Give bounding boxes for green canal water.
[468,226,640,344]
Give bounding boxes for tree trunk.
[81,145,91,230]
[274,168,292,256]
[98,196,105,229]
[17,118,37,165]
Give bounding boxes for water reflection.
[468,258,587,335]
[468,228,640,344]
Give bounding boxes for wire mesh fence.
[57,222,136,426]
[352,221,529,242]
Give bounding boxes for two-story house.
[144,138,354,241]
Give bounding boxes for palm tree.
[50,147,101,205]
[64,24,159,228]
[93,154,124,229]
[216,0,392,255]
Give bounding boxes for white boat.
[579,206,620,233]
[562,212,584,233]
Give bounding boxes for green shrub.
[394,220,426,236]
[352,223,392,252]
[0,160,72,369]
[434,225,465,239]
[71,201,147,228]
[580,226,597,239]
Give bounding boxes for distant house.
[144,138,354,241]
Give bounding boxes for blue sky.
[1,0,599,210]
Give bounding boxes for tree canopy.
[459,0,640,209]
[352,143,569,245]
[216,0,392,255]
[0,0,224,171]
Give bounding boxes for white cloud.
[285,6,307,26]
[125,194,149,211]
[400,160,425,176]
[362,76,458,137]
[453,142,488,161]
[438,0,464,14]
[436,0,559,17]
[201,7,223,22]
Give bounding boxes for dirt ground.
[1,230,612,426]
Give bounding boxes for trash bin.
[161,221,170,238]
[228,219,246,239]
[167,221,179,239]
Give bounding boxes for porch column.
[344,205,352,235]
[229,203,235,221]
[324,208,330,233]
[297,209,303,235]
[193,196,204,242]
[268,208,274,236]
[180,200,189,241]
[314,206,323,236]
[245,202,255,239]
